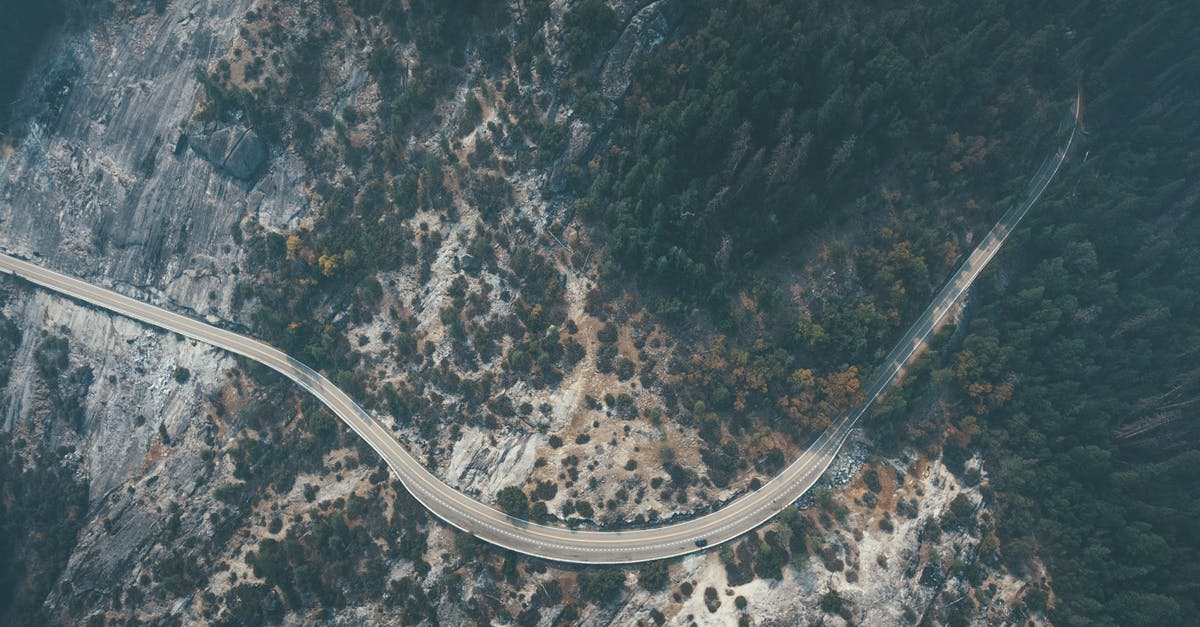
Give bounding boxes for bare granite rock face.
[0,0,306,321]
[1,290,229,499]
[186,122,269,181]
[0,1,307,621]
[0,283,234,614]
[599,0,681,107]
[442,425,547,501]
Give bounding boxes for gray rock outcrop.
[0,1,306,621]
[554,0,682,180]
[187,122,268,181]
[599,0,681,106]
[0,0,305,310]
[442,426,546,501]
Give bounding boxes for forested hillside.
[948,3,1200,622]
[574,0,1075,311]
[574,1,1199,624]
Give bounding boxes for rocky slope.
[0,0,305,310]
[605,451,1035,626]
[0,0,305,621]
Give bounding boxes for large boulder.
[188,123,268,181]
[599,0,681,105]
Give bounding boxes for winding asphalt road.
[0,100,1078,564]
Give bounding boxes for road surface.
[0,102,1078,564]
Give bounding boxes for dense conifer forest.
[573,1,1199,623]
